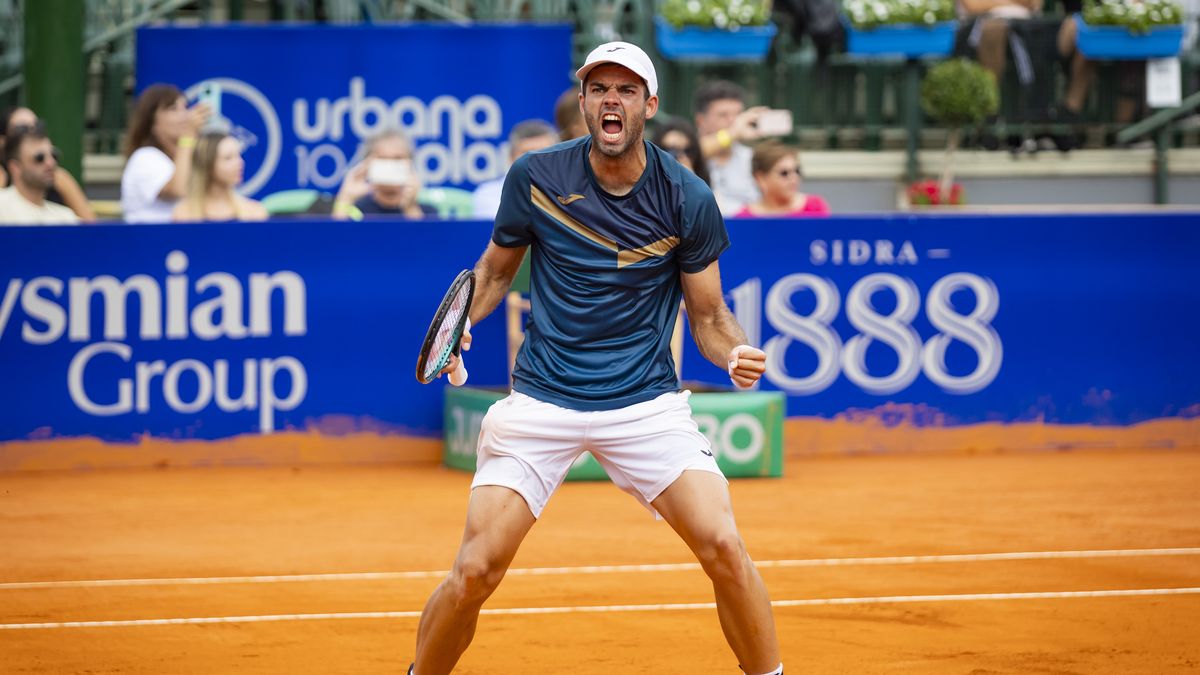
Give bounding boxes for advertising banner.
[136,24,574,197]
[1,213,1197,469]
[443,388,785,480]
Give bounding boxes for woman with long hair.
[651,117,712,187]
[735,140,830,217]
[120,84,210,223]
[172,131,267,222]
[1,107,95,221]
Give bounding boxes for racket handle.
[448,362,468,386]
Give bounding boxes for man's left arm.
[680,261,765,389]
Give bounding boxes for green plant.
[1082,0,1183,33]
[918,59,999,206]
[659,0,771,29]
[844,0,955,29]
[921,58,999,127]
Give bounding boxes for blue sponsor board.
[136,24,573,197]
[0,213,1198,443]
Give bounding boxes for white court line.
[2,547,1197,590]
[2,587,1198,630]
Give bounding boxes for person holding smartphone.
[692,81,794,215]
[332,129,435,220]
[120,84,211,223]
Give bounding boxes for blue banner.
[136,24,573,197]
[690,213,1200,426]
[1,214,1198,445]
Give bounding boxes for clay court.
[2,446,1198,674]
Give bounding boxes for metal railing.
[1116,89,1200,203]
[2,1,1195,169]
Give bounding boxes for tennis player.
[411,41,782,675]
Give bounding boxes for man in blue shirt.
[411,41,782,675]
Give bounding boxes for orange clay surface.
[2,448,1199,674]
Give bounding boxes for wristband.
[448,319,471,386]
[177,136,196,149]
[332,200,363,221]
[716,129,733,149]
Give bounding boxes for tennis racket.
[416,269,476,385]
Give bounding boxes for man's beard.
[587,114,644,158]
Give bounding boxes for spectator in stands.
[0,125,80,225]
[473,119,558,219]
[121,84,211,223]
[693,80,767,214]
[1,107,95,221]
[735,140,830,217]
[651,117,711,187]
[554,88,589,141]
[333,129,435,220]
[172,131,268,222]
[956,0,1044,146]
[1053,0,1148,145]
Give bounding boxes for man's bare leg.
[652,470,780,673]
[413,485,536,675]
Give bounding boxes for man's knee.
[447,553,508,606]
[696,530,751,584]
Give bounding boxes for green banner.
[443,387,784,480]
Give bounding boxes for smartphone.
[195,82,224,130]
[368,159,414,187]
[756,109,793,137]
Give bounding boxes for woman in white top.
[172,131,268,222]
[120,84,210,223]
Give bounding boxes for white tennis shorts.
[470,390,726,519]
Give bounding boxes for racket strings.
[423,283,471,381]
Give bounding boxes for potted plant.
[656,0,777,61]
[915,58,999,206]
[1075,0,1185,59]
[843,0,958,58]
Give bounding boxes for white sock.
[745,664,783,675]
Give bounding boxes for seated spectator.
[473,119,558,219]
[693,80,767,214]
[333,129,435,220]
[956,0,1043,120]
[1,107,95,221]
[554,88,589,141]
[172,131,268,222]
[735,140,830,217]
[121,84,211,223]
[651,117,711,187]
[0,125,80,225]
[1053,0,1145,145]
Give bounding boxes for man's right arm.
[469,241,527,327]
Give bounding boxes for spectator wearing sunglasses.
[651,117,711,187]
[0,107,95,221]
[0,125,80,225]
[735,140,829,218]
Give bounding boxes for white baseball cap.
[575,41,658,98]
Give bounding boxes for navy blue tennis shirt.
[492,135,730,411]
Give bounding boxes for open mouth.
[601,113,624,142]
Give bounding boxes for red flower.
[907,180,964,206]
